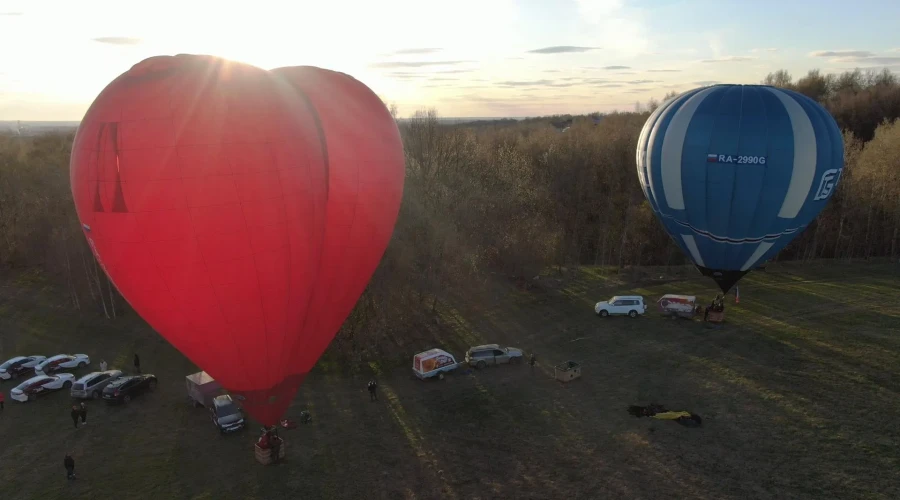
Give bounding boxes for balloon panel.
[270,67,405,382]
[636,84,844,292]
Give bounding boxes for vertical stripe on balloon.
[766,88,818,219]
[740,241,774,271]
[660,86,717,211]
[681,234,705,267]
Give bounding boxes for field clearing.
[1,261,899,500]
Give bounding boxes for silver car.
[464,344,524,369]
[71,370,124,399]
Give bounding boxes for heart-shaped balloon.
[270,66,405,384]
[70,54,404,425]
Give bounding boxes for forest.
[2,67,899,361]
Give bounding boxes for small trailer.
[185,371,225,408]
[553,361,582,383]
[412,348,459,380]
[658,294,698,319]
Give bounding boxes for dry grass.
[1,261,899,499]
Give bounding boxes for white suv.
[594,295,647,318]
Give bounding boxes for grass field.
[1,261,899,500]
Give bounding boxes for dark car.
[102,374,157,404]
[210,394,245,434]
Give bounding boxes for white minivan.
[594,295,647,318]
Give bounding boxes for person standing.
[99,359,107,372]
[79,402,87,425]
[70,404,80,429]
[133,353,141,374]
[270,428,281,464]
[367,379,378,401]
[64,452,76,480]
[0,390,5,410]
[529,353,536,372]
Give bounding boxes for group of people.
[256,425,284,463]
[70,402,87,428]
[700,294,726,321]
[59,353,143,480]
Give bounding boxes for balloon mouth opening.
[696,267,749,294]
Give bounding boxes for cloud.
[428,77,459,82]
[92,37,142,45]
[602,65,631,70]
[496,80,554,87]
[647,69,681,73]
[810,49,900,66]
[701,56,756,63]
[693,80,719,86]
[527,46,599,54]
[626,80,659,84]
[370,60,472,68]
[387,72,429,79]
[848,56,900,65]
[596,83,623,88]
[388,48,442,55]
[0,11,23,16]
[809,50,874,58]
[750,48,780,54]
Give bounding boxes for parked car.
[464,344,524,369]
[210,394,246,433]
[71,370,124,399]
[594,295,647,318]
[0,355,47,380]
[34,354,91,375]
[9,373,76,402]
[102,374,157,404]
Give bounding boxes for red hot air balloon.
[270,66,405,386]
[69,54,404,426]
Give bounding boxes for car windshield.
[216,403,240,418]
[108,377,132,387]
[0,359,21,369]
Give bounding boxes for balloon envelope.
[270,66,405,382]
[70,54,404,425]
[636,84,844,292]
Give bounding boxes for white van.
[412,349,459,380]
[594,295,647,318]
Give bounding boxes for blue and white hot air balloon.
[636,84,844,293]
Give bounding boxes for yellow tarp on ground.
[651,411,691,420]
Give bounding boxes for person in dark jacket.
[133,353,141,374]
[64,453,76,479]
[79,402,87,424]
[70,404,80,429]
[367,379,378,401]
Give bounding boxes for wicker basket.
[254,440,286,465]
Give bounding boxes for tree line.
[1,66,898,360]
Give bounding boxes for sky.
[1,0,900,120]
